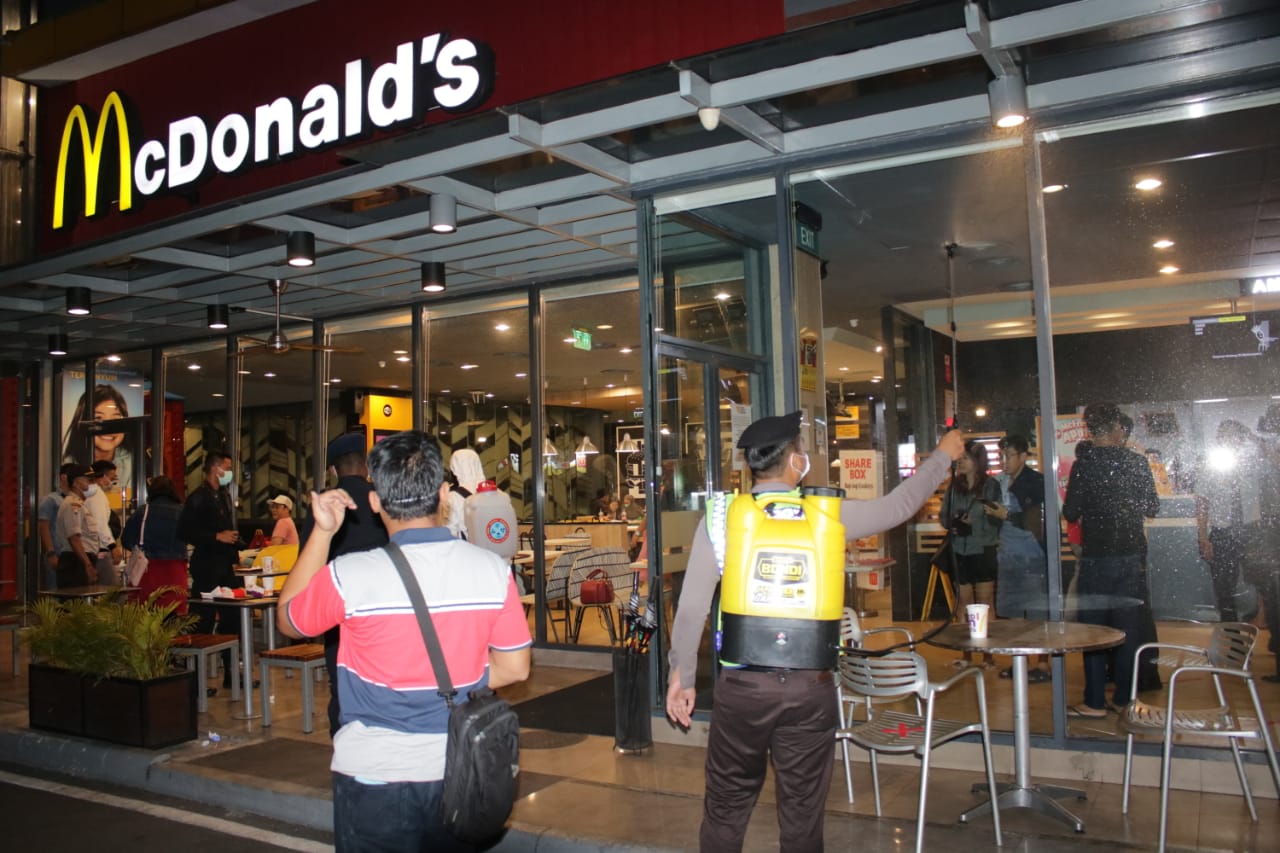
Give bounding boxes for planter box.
[29,663,197,749]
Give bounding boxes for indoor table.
[543,537,591,550]
[188,594,278,720]
[928,618,1124,833]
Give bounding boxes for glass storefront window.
[165,341,229,502]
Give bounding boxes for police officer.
[665,411,964,852]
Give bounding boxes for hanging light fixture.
[207,304,230,329]
[987,73,1027,129]
[617,433,639,453]
[48,333,69,357]
[542,437,558,457]
[65,287,92,315]
[421,261,446,293]
[286,230,316,267]
[577,435,599,455]
[429,193,457,233]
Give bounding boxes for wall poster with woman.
[61,370,146,521]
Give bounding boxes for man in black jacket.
[1063,403,1160,717]
[179,451,243,692]
[299,432,388,736]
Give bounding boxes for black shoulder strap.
[384,542,456,705]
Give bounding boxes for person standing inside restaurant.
[1195,419,1265,622]
[179,452,243,692]
[54,463,98,587]
[267,494,300,546]
[443,447,484,540]
[1062,402,1160,718]
[121,476,189,614]
[37,465,72,590]
[666,411,964,853]
[299,431,389,738]
[940,439,1001,670]
[83,460,122,583]
[986,434,1052,682]
[278,430,531,852]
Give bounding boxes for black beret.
[327,432,367,466]
[737,410,802,450]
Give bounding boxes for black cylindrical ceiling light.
[48,333,69,357]
[286,230,316,267]
[207,304,230,329]
[65,286,92,315]
[421,261,446,293]
[429,193,457,233]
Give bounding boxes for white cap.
[268,495,294,511]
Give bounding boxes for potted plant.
[24,589,200,749]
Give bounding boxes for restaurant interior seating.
[566,547,634,644]
[1120,622,1280,853]
[836,607,918,804]
[838,651,1002,853]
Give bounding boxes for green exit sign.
[572,327,593,351]
[796,221,820,257]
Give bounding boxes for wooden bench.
[170,633,240,713]
[259,643,327,733]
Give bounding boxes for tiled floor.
[1,597,1278,852]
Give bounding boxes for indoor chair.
[567,547,634,644]
[836,606,917,803]
[1120,622,1280,853]
[839,651,1002,853]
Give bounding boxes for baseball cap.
[267,495,294,511]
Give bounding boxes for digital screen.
[1190,312,1279,360]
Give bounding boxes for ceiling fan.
[237,279,362,356]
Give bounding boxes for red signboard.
[39,0,783,249]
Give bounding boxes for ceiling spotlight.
[421,261,446,293]
[65,286,92,316]
[1152,238,1175,249]
[207,304,230,329]
[430,193,457,233]
[286,230,316,267]
[1042,184,1067,193]
[697,106,721,131]
[1135,178,1162,191]
[1159,264,1180,274]
[48,333,69,357]
[988,74,1027,129]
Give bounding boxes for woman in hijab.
[445,448,486,539]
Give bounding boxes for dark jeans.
[1208,526,1247,621]
[325,625,341,737]
[701,668,838,853]
[1077,555,1149,709]
[332,772,472,853]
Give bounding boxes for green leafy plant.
[23,588,198,680]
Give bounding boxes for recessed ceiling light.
[715,292,731,301]
[389,384,399,389]
[494,323,510,331]
[606,383,615,388]
[838,366,849,372]
[1152,239,1175,249]
[212,392,224,398]
[264,372,276,378]
[187,363,201,371]
[440,389,450,394]
[1159,264,1180,274]
[105,354,121,362]
[571,401,581,406]
[874,345,883,353]
[1042,184,1066,193]
[485,393,494,398]
[330,377,341,383]
[1135,178,1162,191]
[653,326,663,332]
[563,337,575,344]
[1090,312,1132,320]
[396,355,410,362]
[870,377,882,383]
[238,369,251,375]
[460,363,477,370]
[393,349,408,355]
[128,382,142,388]
[619,347,633,354]
[597,324,613,330]
[515,372,527,378]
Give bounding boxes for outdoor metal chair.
[839,651,1002,853]
[836,607,917,803]
[1120,622,1280,853]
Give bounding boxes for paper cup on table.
[966,603,990,639]
[263,555,275,571]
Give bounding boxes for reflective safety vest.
[709,486,847,670]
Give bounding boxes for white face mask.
[792,451,810,482]
[83,484,99,498]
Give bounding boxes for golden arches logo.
[53,91,133,229]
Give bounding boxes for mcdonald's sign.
[52,91,134,230]
[50,31,494,230]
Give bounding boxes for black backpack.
[384,543,521,845]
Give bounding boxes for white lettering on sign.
[1249,276,1280,294]
[53,33,495,228]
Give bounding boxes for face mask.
[83,484,99,498]
[217,470,233,487]
[792,452,810,481]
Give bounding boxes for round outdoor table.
[927,618,1124,833]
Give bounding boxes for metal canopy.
[1,0,1277,372]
